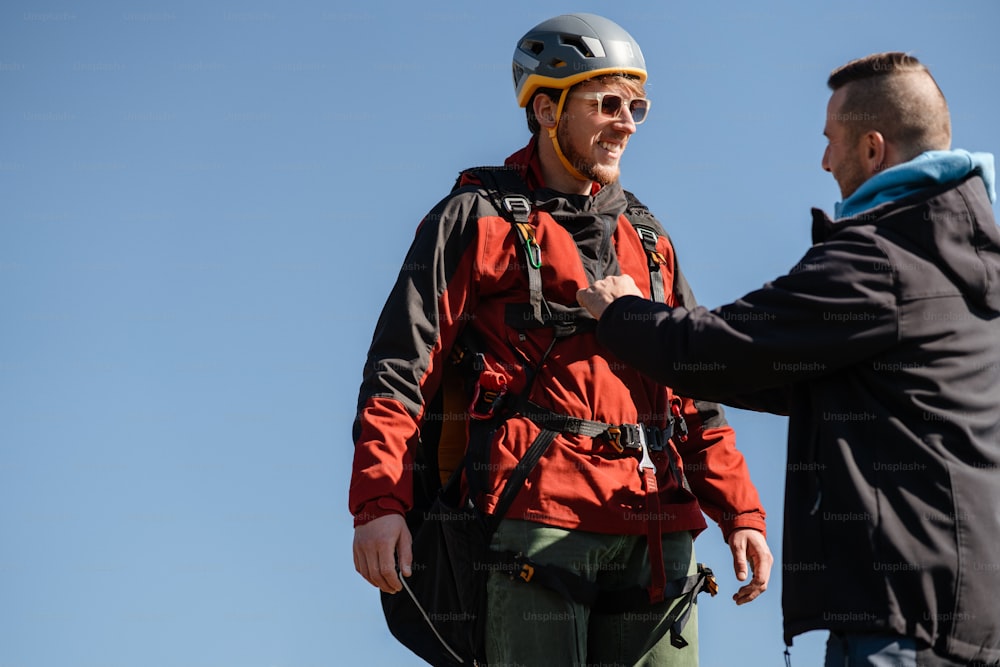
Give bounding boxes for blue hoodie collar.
[834,149,997,220]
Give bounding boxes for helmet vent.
[559,35,596,58]
[521,39,545,56]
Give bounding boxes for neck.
[536,131,593,195]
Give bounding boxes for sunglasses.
[573,91,651,125]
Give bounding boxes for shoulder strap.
[458,166,546,324]
[623,190,670,304]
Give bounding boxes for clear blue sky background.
[3,1,998,666]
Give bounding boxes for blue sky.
[2,1,998,666]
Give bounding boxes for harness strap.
[489,550,600,607]
[624,191,670,306]
[465,166,548,326]
[518,400,686,453]
[451,169,709,647]
[633,223,667,304]
[519,400,610,438]
[490,547,717,646]
[487,427,560,533]
[642,465,667,603]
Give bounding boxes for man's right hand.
[353,513,412,594]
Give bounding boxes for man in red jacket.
[351,13,772,666]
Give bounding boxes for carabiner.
[524,237,542,269]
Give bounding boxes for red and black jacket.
[350,139,766,542]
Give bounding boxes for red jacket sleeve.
[349,190,483,526]
[675,395,767,541]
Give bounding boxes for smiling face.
[556,78,643,187]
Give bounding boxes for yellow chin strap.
[547,88,591,183]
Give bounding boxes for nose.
[613,108,637,134]
[821,145,832,173]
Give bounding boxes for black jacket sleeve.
[597,232,900,408]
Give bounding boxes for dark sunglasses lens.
[600,94,624,116]
[629,99,648,123]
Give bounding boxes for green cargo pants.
[486,519,700,667]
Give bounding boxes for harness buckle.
[643,425,666,452]
[636,423,656,473]
[635,226,658,247]
[501,195,531,220]
[605,426,624,453]
[605,423,645,452]
[622,423,643,450]
[703,567,719,597]
[670,401,689,443]
[469,384,506,420]
[508,552,536,584]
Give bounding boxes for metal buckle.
[635,226,658,246]
[644,425,666,452]
[637,423,655,472]
[501,195,531,219]
[621,423,642,450]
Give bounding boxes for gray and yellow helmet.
[512,14,647,182]
[512,13,647,108]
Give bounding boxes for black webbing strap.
[623,190,668,305]
[518,400,610,438]
[503,302,595,337]
[485,427,559,534]
[488,550,600,607]
[465,166,547,325]
[471,333,562,534]
[489,548,716,647]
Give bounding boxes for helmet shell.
[512,13,647,107]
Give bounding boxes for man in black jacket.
[578,52,1000,667]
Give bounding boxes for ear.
[533,94,557,129]
[860,130,887,174]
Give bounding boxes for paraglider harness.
[384,166,718,666]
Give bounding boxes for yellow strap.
[437,364,468,485]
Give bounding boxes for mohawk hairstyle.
[826,52,951,159]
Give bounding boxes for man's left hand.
[728,528,773,605]
[576,275,643,320]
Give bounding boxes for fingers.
[373,540,403,593]
[752,540,774,593]
[728,528,774,605]
[354,533,399,593]
[732,557,770,605]
[732,543,749,583]
[733,578,765,605]
[577,275,643,319]
[353,514,408,594]
[397,524,413,578]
